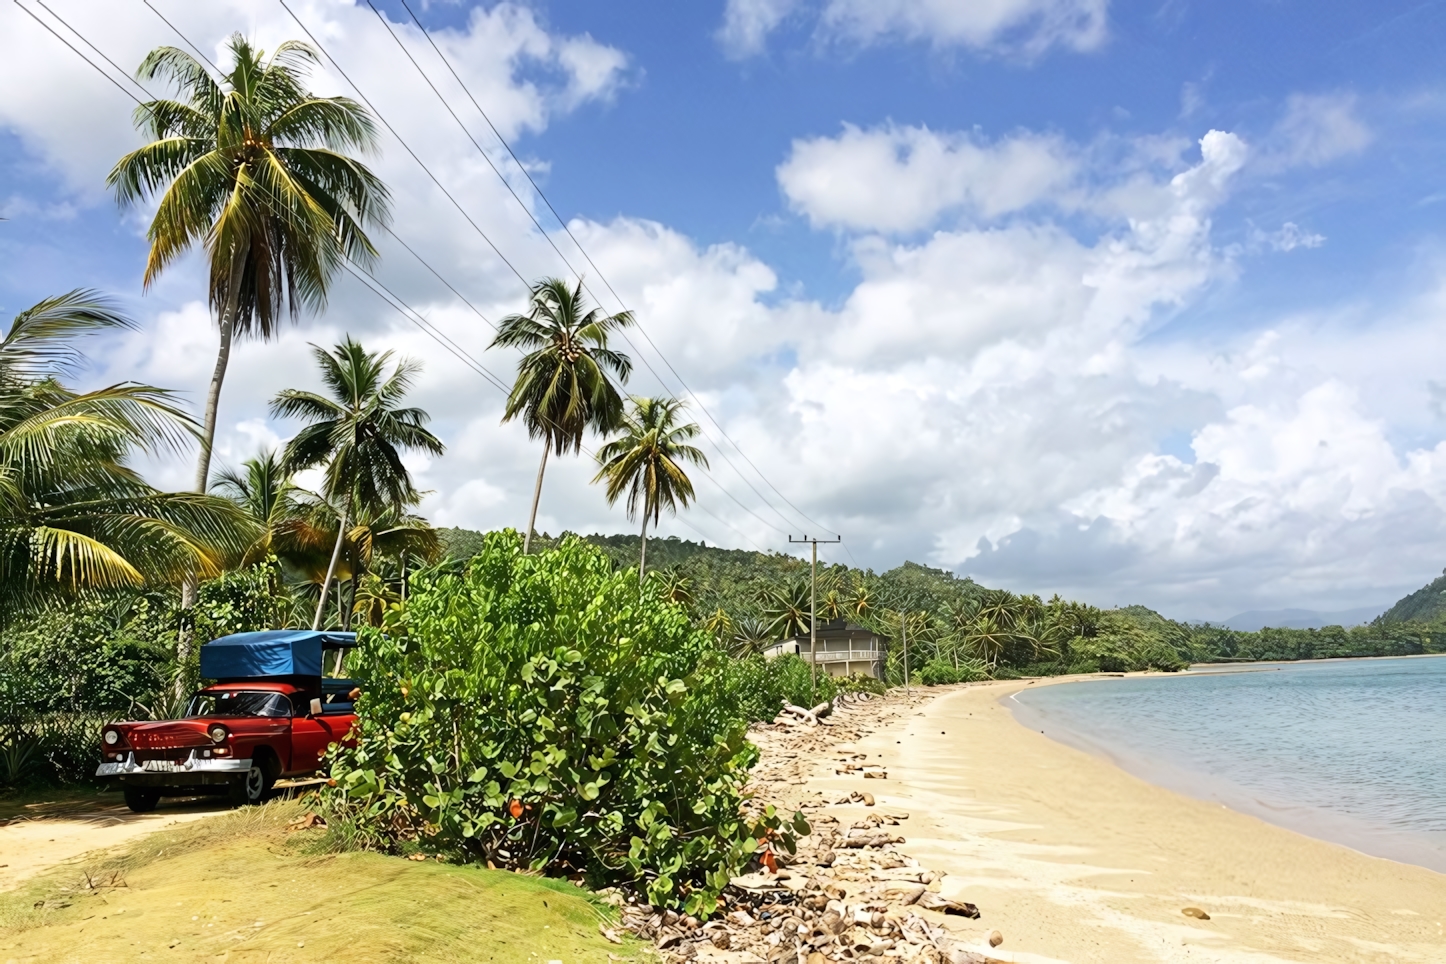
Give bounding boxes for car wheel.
[123,785,161,813]
[228,761,273,807]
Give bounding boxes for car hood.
[120,720,223,750]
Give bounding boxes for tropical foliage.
[594,395,708,579]
[271,337,444,629]
[490,278,633,553]
[0,291,254,622]
[109,36,390,492]
[323,532,807,916]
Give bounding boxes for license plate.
[142,759,183,772]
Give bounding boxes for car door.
[287,695,333,775]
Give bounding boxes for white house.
[761,620,889,680]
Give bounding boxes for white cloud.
[720,0,1109,59]
[820,0,1108,55]
[1267,92,1372,170]
[0,0,628,194]
[3,6,1436,621]
[1247,221,1326,253]
[777,123,1077,232]
[718,0,801,59]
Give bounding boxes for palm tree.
[211,448,298,565]
[594,396,708,580]
[108,36,390,500]
[763,578,813,642]
[271,337,444,629]
[0,291,254,621]
[490,278,633,554]
[730,616,772,659]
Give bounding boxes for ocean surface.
[1010,655,1446,873]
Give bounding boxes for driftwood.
[778,699,835,726]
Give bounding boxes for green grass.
[0,799,646,963]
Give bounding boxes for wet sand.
[817,680,1446,963]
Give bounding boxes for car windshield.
[186,691,291,719]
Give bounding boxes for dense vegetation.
[324,533,806,915]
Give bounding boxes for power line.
[18,0,508,403]
[276,0,804,540]
[46,0,797,556]
[383,0,833,537]
[274,0,531,289]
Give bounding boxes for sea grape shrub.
[913,659,989,686]
[324,532,806,916]
[722,653,838,722]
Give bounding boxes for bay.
[1010,654,1446,873]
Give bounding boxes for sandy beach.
[812,680,1446,964]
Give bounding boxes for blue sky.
[4,0,1446,619]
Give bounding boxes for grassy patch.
[0,799,644,963]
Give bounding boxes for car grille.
[128,731,208,750]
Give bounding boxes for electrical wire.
[274,0,801,540]
[31,0,808,557]
[275,0,531,288]
[392,0,836,538]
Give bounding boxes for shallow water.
[1011,655,1446,873]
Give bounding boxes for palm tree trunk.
[313,502,349,630]
[399,550,408,602]
[638,510,649,583]
[175,251,246,696]
[523,444,549,554]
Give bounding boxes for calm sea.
[1010,655,1446,873]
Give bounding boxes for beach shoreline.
[812,679,1446,963]
[1008,672,1446,876]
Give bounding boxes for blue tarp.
[200,630,357,680]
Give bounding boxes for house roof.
[783,620,890,643]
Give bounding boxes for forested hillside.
[1377,569,1446,624]
[440,529,1446,678]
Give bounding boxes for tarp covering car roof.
[200,630,357,680]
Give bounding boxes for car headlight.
[208,725,228,744]
[103,729,120,745]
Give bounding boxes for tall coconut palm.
[490,278,633,554]
[0,291,254,621]
[593,396,707,580]
[211,448,298,565]
[763,578,813,642]
[271,337,443,629]
[108,36,390,499]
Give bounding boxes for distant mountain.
[1219,606,1385,632]
[1378,570,1446,624]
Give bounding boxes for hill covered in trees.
[439,529,1446,676]
[1377,569,1446,625]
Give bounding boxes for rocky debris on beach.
[615,689,1008,964]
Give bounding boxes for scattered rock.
[988,930,1003,947]
[1182,906,1211,920]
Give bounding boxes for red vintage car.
[97,631,361,812]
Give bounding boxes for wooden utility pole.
[902,610,910,696]
[789,534,842,703]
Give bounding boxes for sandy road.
[0,796,227,892]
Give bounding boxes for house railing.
[798,649,882,664]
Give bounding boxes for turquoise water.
[1010,655,1446,873]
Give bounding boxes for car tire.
[123,785,161,813]
[228,760,273,807]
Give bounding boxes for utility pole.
[789,534,842,703]
[902,610,910,696]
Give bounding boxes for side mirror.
[309,698,323,717]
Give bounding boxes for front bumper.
[97,750,250,786]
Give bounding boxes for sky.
[4,0,1446,620]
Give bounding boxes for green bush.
[835,673,888,696]
[913,658,989,686]
[324,532,806,917]
[722,653,839,722]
